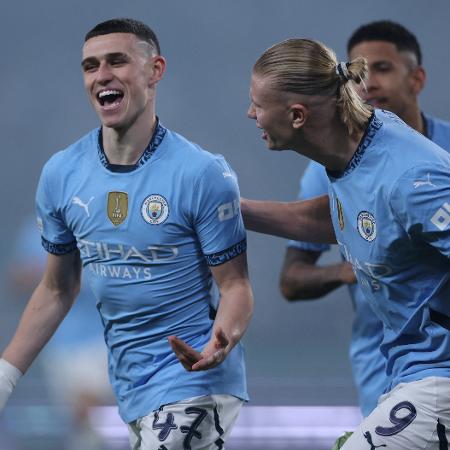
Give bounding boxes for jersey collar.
[96,118,167,172]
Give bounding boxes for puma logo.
[72,196,94,217]
[413,173,436,189]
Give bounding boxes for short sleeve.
[192,156,246,266]
[35,162,77,255]
[288,161,331,252]
[390,163,450,259]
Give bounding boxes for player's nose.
[96,61,114,84]
[247,103,256,119]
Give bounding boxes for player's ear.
[409,65,426,95]
[291,104,308,129]
[149,55,166,85]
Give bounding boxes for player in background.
[0,18,253,450]
[243,37,450,449]
[279,20,450,417]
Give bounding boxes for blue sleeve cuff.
[41,237,77,255]
[205,238,247,266]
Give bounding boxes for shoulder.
[302,161,328,187]
[375,110,448,166]
[43,129,98,176]
[164,129,234,178]
[298,161,328,198]
[304,160,327,177]
[424,114,450,152]
[359,111,449,202]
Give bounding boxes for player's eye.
[111,58,126,66]
[82,62,98,72]
[375,63,392,73]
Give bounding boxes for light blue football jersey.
[289,161,386,416]
[36,120,248,423]
[328,109,450,393]
[289,112,450,416]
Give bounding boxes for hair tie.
[336,62,350,82]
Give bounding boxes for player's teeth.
[99,90,121,98]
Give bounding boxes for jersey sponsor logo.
[79,240,179,263]
[73,195,95,217]
[431,202,450,231]
[141,194,169,225]
[83,242,179,281]
[107,192,128,226]
[338,241,392,292]
[336,197,345,230]
[217,199,239,222]
[357,211,377,242]
[88,263,152,280]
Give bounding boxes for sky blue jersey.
[328,109,450,393]
[289,112,450,416]
[35,120,248,423]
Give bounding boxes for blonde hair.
[253,38,372,135]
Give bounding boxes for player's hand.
[168,335,203,371]
[168,327,230,372]
[340,261,357,285]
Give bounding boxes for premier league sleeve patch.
[141,194,170,225]
[357,211,377,242]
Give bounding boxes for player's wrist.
[0,358,23,410]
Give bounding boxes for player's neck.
[402,106,425,135]
[102,111,157,165]
[298,114,363,172]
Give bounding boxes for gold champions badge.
[107,192,128,226]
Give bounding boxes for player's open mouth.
[97,89,124,110]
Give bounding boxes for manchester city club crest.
[357,211,377,242]
[141,194,169,225]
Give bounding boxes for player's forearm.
[213,279,254,348]
[2,281,76,373]
[280,262,351,300]
[241,196,336,244]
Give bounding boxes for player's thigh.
[131,394,243,450]
[342,377,450,450]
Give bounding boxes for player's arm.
[241,195,336,244]
[279,247,356,301]
[169,253,253,371]
[0,250,81,408]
